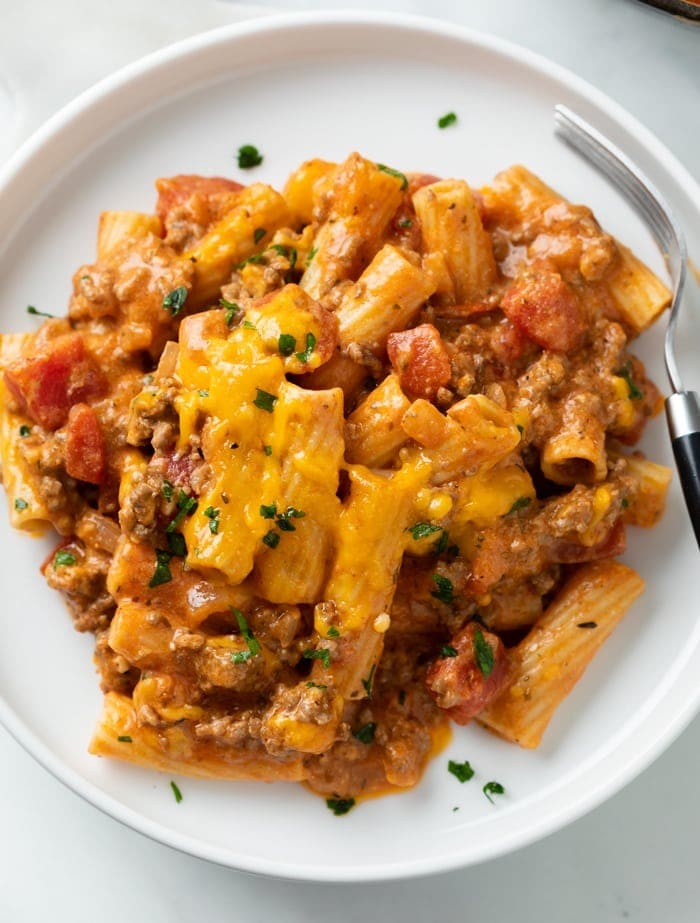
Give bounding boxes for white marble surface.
[1,1,699,919]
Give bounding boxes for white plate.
[0,11,699,882]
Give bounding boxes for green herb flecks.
[306,246,318,266]
[170,780,183,803]
[26,305,55,318]
[448,760,474,783]
[508,496,532,515]
[616,361,643,400]
[162,286,188,317]
[166,490,197,533]
[204,506,221,535]
[253,389,277,413]
[117,735,132,743]
[149,549,173,588]
[353,723,377,745]
[278,333,297,356]
[473,628,494,677]
[229,608,260,664]
[407,521,442,541]
[237,144,263,169]
[262,530,280,549]
[295,332,317,364]
[302,647,331,670]
[377,163,408,190]
[483,781,505,804]
[220,298,240,326]
[254,227,266,245]
[53,549,76,568]
[326,797,355,816]
[438,111,457,129]
[14,498,28,511]
[440,645,458,658]
[431,574,454,605]
[19,425,31,437]
[167,531,187,558]
[362,663,377,699]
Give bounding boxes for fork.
[553,104,700,548]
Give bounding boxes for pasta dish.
[0,152,672,807]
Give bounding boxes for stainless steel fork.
[554,104,700,548]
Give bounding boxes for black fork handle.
[667,392,700,549]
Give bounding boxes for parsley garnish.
[438,111,457,129]
[14,498,28,511]
[269,243,297,270]
[262,530,280,549]
[53,549,76,567]
[276,506,305,532]
[440,645,458,658]
[220,298,240,325]
[19,425,31,437]
[230,608,260,662]
[204,506,220,534]
[407,521,442,541]
[353,722,377,744]
[294,332,317,364]
[278,333,297,356]
[483,781,505,804]
[198,389,209,398]
[327,626,340,638]
[167,531,187,557]
[377,163,408,190]
[616,361,643,400]
[238,254,266,269]
[260,503,277,519]
[117,735,132,743]
[162,479,174,501]
[162,286,188,316]
[431,574,454,605]
[149,549,173,588]
[398,690,406,706]
[362,663,376,699]
[508,496,532,514]
[302,648,331,669]
[26,305,54,318]
[577,621,598,629]
[242,320,258,329]
[170,781,183,803]
[306,681,328,690]
[397,217,413,228]
[326,797,355,816]
[448,760,474,783]
[306,246,318,265]
[434,530,449,554]
[166,490,197,533]
[621,497,630,509]
[473,628,494,677]
[237,144,263,169]
[254,227,266,244]
[263,445,272,456]
[253,389,277,413]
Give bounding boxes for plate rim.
[0,8,699,882]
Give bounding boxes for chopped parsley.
[352,722,377,744]
[230,608,260,663]
[242,320,258,330]
[577,621,598,629]
[278,333,297,356]
[149,549,173,588]
[198,389,209,398]
[397,217,413,228]
[473,628,494,678]
[270,243,297,270]
[306,246,318,265]
[237,144,263,169]
[19,425,31,437]
[238,254,266,269]
[377,163,408,190]
[162,286,188,316]
[438,111,458,129]
[621,497,630,509]
[220,297,240,327]
[431,574,454,605]
[262,530,280,549]
[440,645,458,658]
[362,663,376,699]
[616,361,643,400]
[508,496,532,515]
[327,626,340,638]
[306,681,327,690]
[166,531,187,557]
[253,227,266,244]
[263,445,273,456]
[204,506,220,534]
[253,388,277,413]
[117,735,132,743]
[434,530,449,554]
[326,797,355,816]
[276,506,305,532]
[166,490,197,533]
[260,502,277,519]
[483,781,505,804]
[448,760,474,783]
[407,521,442,541]
[53,549,76,568]
[398,689,406,706]
[170,780,183,803]
[302,648,331,670]
[26,305,54,318]
[13,498,28,511]
[294,332,317,364]
[162,479,174,501]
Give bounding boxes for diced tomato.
[500,267,586,353]
[4,333,106,430]
[387,324,451,401]
[65,404,106,484]
[155,175,244,224]
[425,621,510,724]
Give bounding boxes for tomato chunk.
[155,175,244,224]
[65,404,106,484]
[4,333,106,430]
[387,323,451,401]
[425,621,510,724]
[500,267,586,352]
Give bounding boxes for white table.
[1,2,698,919]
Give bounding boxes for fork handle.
[666,392,700,548]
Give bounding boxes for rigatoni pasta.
[0,152,672,809]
